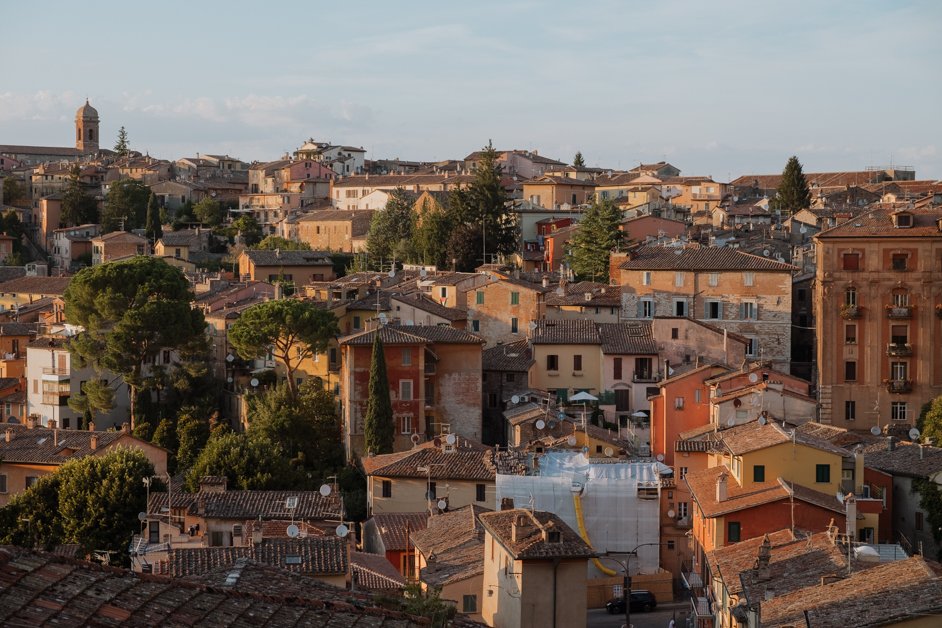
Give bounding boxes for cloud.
[0,90,80,121]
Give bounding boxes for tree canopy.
[145,192,162,242]
[366,188,415,265]
[227,299,339,398]
[772,156,811,215]
[102,178,150,232]
[114,126,130,156]
[364,332,394,455]
[61,165,99,227]
[231,215,263,247]
[64,256,207,429]
[451,142,516,267]
[253,235,311,251]
[193,198,225,226]
[566,197,624,282]
[918,395,942,445]
[573,151,586,168]
[2,176,26,207]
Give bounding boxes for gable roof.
[719,420,851,457]
[390,292,468,322]
[164,537,348,577]
[351,551,407,590]
[149,488,341,521]
[530,319,600,344]
[597,322,658,355]
[243,249,333,266]
[863,441,942,478]
[618,246,797,271]
[369,512,429,551]
[0,276,71,295]
[411,505,489,586]
[340,324,484,346]
[0,424,142,465]
[482,339,533,372]
[478,509,593,560]
[816,205,942,239]
[363,437,495,481]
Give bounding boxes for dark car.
[605,590,657,614]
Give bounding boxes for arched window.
[77,128,81,141]
[88,129,95,141]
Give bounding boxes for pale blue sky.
[3,1,940,179]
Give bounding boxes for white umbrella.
[569,391,599,402]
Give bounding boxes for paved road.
[588,606,694,628]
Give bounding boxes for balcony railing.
[887,343,913,357]
[886,379,913,394]
[886,305,914,319]
[42,367,70,376]
[840,305,862,320]
[632,372,661,383]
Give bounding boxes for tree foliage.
[102,178,150,232]
[64,257,207,429]
[175,406,213,472]
[412,204,454,268]
[193,198,225,226]
[253,235,311,251]
[573,151,586,168]
[231,215,263,246]
[66,378,115,422]
[913,478,942,560]
[566,197,624,282]
[185,431,298,491]
[114,126,130,156]
[227,299,339,398]
[772,156,811,215]
[364,333,394,455]
[366,188,415,265]
[145,192,163,242]
[401,582,457,627]
[61,165,99,227]
[917,395,942,446]
[3,176,27,207]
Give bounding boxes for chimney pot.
[500,497,515,511]
[5,427,12,443]
[121,421,130,433]
[887,436,896,451]
[87,421,95,432]
[90,434,98,450]
[716,471,729,502]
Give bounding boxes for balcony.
[886,379,913,394]
[886,305,914,319]
[840,304,862,320]
[632,372,661,383]
[41,367,70,381]
[887,343,913,357]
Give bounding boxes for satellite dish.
[547,420,557,429]
[582,446,590,454]
[748,373,759,383]
[433,437,442,447]
[445,433,457,445]
[758,415,767,426]
[536,419,546,430]
[250,378,259,387]
[604,447,614,457]
[511,395,520,404]
[558,411,567,420]
[800,225,808,234]
[226,376,233,383]
[437,499,448,510]
[656,453,665,462]
[388,269,396,277]
[419,268,427,277]
[567,436,577,446]
[319,484,332,497]
[667,509,676,518]
[226,354,235,363]
[909,428,921,441]
[286,524,300,538]
[137,512,147,522]
[410,433,421,445]
[835,490,845,505]
[870,426,881,436]
[335,524,349,538]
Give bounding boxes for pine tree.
[772,156,811,215]
[114,126,129,157]
[363,332,394,455]
[60,165,99,227]
[566,197,624,282]
[145,192,162,242]
[573,151,586,168]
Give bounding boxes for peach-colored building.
[522,175,597,209]
[91,231,149,264]
[237,249,335,285]
[296,209,374,253]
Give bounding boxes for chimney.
[716,471,729,502]
[90,434,98,450]
[26,415,37,429]
[542,276,549,288]
[920,444,926,460]
[5,427,12,443]
[252,522,263,545]
[47,419,56,429]
[887,436,896,451]
[756,534,772,581]
[500,497,515,511]
[511,513,531,542]
[88,421,95,432]
[121,421,130,433]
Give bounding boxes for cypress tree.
[573,151,586,168]
[364,332,394,455]
[145,192,162,242]
[772,156,811,215]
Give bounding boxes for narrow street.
[588,604,693,628]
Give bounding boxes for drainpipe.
[552,557,560,628]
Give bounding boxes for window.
[672,327,679,339]
[476,484,486,502]
[891,253,908,271]
[844,361,857,382]
[727,521,741,543]
[427,482,437,500]
[797,288,807,302]
[845,400,856,421]
[547,354,559,371]
[613,358,622,380]
[896,213,913,228]
[462,595,477,613]
[845,287,857,307]
[891,325,908,345]
[667,540,675,550]
[673,299,687,316]
[675,272,685,287]
[0,474,6,493]
[402,349,412,366]
[635,357,652,380]
[677,501,688,518]
[745,337,758,357]
[916,511,924,531]
[845,324,857,344]
[891,361,908,381]
[842,253,860,270]
[742,271,755,287]
[148,521,160,544]
[399,380,413,401]
[505,373,515,383]
[708,273,719,287]
[472,320,480,332]
[640,299,654,318]
[476,291,484,305]
[511,317,518,333]
[439,287,447,299]
[25,476,38,489]
[891,401,909,422]
[573,354,582,371]
[353,315,362,330]
[675,397,685,409]
[400,415,414,434]
[892,292,910,307]
[382,480,392,498]
[705,300,721,319]
[741,301,757,320]
[695,388,702,403]
[642,271,651,286]
[487,393,498,408]
[815,464,831,484]
[753,465,766,483]
[510,291,519,305]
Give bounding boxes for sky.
[2,0,941,180]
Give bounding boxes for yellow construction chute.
[572,490,617,576]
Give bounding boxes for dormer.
[892,210,913,228]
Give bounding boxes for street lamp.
[599,542,666,628]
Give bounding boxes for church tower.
[75,100,100,154]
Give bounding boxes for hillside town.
[1,100,942,628]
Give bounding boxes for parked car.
[606,590,657,614]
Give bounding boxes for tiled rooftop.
[340,324,484,346]
[478,509,594,560]
[618,246,797,271]
[530,319,599,344]
[363,438,495,481]
[369,512,429,551]
[351,551,407,590]
[164,537,348,577]
[0,424,128,464]
[411,505,489,587]
[817,205,942,239]
[243,249,333,266]
[482,339,533,372]
[148,488,341,521]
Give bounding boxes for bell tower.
[75,99,100,154]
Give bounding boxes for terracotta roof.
[363,437,495,481]
[298,209,376,236]
[863,441,942,478]
[0,276,71,295]
[482,339,533,372]
[0,424,129,464]
[0,144,82,156]
[165,537,348,577]
[530,319,600,344]
[597,322,658,355]
[0,546,430,627]
[95,230,148,243]
[544,281,621,307]
[618,246,797,271]
[816,205,942,239]
[243,249,333,266]
[686,465,790,518]
[719,419,851,458]
[429,272,479,286]
[149,489,341,521]
[340,324,484,346]
[411,505,488,586]
[523,175,597,187]
[369,513,429,551]
[763,556,942,628]
[391,292,467,322]
[478,509,594,560]
[352,551,407,590]
[0,322,33,336]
